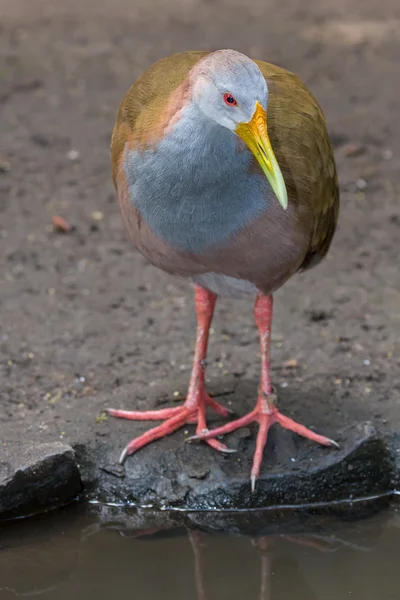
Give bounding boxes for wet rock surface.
[0,381,397,521]
[81,421,394,512]
[0,442,82,519]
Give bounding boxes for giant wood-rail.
[108,49,340,489]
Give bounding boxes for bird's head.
[191,50,288,210]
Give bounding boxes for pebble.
[356,178,367,190]
[283,359,298,368]
[382,149,393,160]
[67,149,80,161]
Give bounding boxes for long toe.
[107,406,184,421]
[119,408,191,463]
[276,412,339,448]
[250,413,272,492]
[187,409,258,442]
[205,394,233,417]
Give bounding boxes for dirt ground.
[1,0,400,498]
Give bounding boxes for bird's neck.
[125,101,269,253]
[164,102,240,176]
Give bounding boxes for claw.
[328,438,340,449]
[187,430,236,453]
[219,447,237,454]
[185,433,201,443]
[119,445,130,465]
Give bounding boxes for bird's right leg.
[108,285,233,463]
[188,294,338,490]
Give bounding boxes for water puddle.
[0,504,400,599]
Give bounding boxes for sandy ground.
[1,0,400,485]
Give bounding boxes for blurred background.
[0,0,399,466]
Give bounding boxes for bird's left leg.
[188,293,338,490]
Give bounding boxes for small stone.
[382,149,393,160]
[356,178,367,190]
[91,211,104,221]
[188,467,210,480]
[67,149,80,161]
[100,463,125,478]
[283,359,299,368]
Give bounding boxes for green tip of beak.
[257,152,288,211]
[270,171,288,210]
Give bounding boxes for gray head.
[189,49,287,210]
[191,50,269,131]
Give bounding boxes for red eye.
[223,93,238,106]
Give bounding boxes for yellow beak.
[235,101,288,210]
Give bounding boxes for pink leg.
[107,286,233,463]
[188,294,339,490]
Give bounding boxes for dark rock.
[0,442,82,519]
[82,421,394,516]
[100,463,126,478]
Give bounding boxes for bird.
[108,49,340,490]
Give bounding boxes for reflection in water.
[0,508,399,599]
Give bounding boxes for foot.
[107,390,236,463]
[187,393,339,491]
